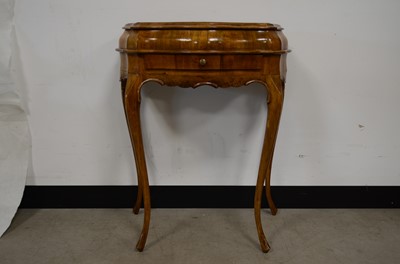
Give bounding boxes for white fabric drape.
[0,0,30,237]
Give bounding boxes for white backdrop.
[13,0,400,186]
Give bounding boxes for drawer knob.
[199,58,207,66]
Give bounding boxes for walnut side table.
[117,22,289,253]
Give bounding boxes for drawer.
[144,54,263,70]
[144,55,220,70]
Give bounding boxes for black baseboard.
[19,186,399,208]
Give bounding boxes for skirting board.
[19,186,399,208]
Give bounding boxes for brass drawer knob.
[199,58,207,66]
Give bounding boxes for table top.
[123,22,283,30]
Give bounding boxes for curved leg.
[264,77,284,216]
[124,74,151,252]
[121,78,143,214]
[254,75,284,253]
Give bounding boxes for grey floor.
[0,209,399,264]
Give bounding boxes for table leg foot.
[255,187,271,253]
[136,233,147,252]
[260,236,271,253]
[265,179,278,215]
[270,206,277,216]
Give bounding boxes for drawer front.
[221,55,263,70]
[144,54,263,70]
[144,54,176,70]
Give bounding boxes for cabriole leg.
[254,75,284,253]
[124,75,151,251]
[121,78,143,214]
[264,76,284,216]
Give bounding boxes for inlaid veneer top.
[123,22,283,31]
